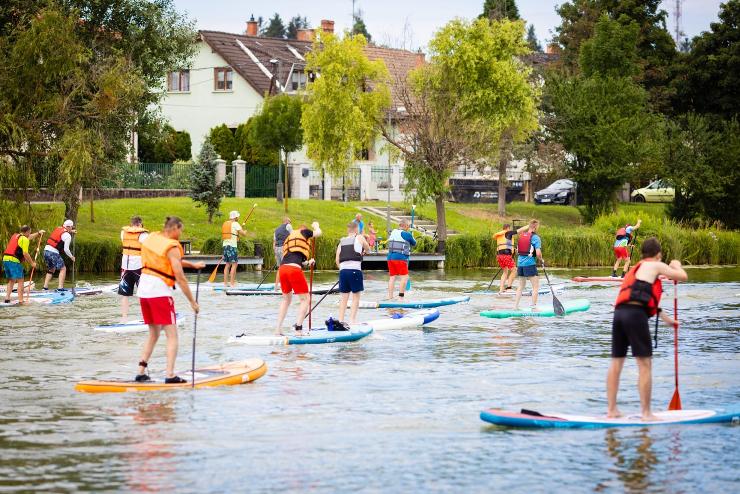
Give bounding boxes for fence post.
[215,157,227,186]
[233,159,246,198]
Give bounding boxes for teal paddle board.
[480,298,590,318]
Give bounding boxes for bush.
[201,237,255,256]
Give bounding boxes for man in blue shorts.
[335,222,370,325]
[514,219,542,310]
[43,219,75,290]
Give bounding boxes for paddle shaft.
[71,233,76,296]
[669,280,682,410]
[255,263,277,290]
[191,270,201,389]
[208,204,258,282]
[541,260,565,316]
[308,238,315,330]
[26,233,44,298]
[305,280,340,321]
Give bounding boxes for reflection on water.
[0,268,738,492]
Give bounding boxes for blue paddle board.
[356,295,469,309]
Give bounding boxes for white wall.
[159,42,264,159]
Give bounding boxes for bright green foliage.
[261,13,286,38]
[352,13,372,42]
[189,138,228,223]
[526,24,542,52]
[208,124,237,163]
[481,0,520,20]
[251,94,303,157]
[234,119,277,165]
[579,15,639,78]
[302,32,390,177]
[138,120,191,163]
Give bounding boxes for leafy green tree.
[138,120,191,163]
[251,94,303,212]
[302,32,390,177]
[261,13,286,38]
[481,0,520,20]
[286,15,309,40]
[352,12,372,42]
[526,24,542,52]
[580,14,640,77]
[189,138,228,223]
[208,124,237,162]
[235,119,278,166]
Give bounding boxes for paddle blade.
[669,389,682,411]
[552,295,565,316]
[207,265,219,283]
[405,277,411,291]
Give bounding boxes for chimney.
[320,19,334,34]
[246,15,258,36]
[296,28,314,42]
[415,51,425,66]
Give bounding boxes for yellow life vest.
[282,230,310,259]
[121,226,149,256]
[221,220,236,240]
[141,232,184,287]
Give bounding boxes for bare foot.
[641,412,660,422]
[606,409,623,419]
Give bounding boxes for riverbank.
[25,198,740,272]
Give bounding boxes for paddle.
[255,263,277,290]
[70,233,76,297]
[304,279,340,323]
[26,233,44,299]
[191,269,201,389]
[308,237,316,330]
[541,260,565,316]
[405,205,415,293]
[207,203,257,283]
[486,268,503,291]
[668,280,682,410]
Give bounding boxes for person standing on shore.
[513,220,542,310]
[386,219,416,300]
[221,211,249,288]
[493,223,517,294]
[612,219,642,278]
[272,217,292,290]
[3,225,44,305]
[607,237,687,420]
[275,222,321,335]
[353,213,364,235]
[134,216,205,384]
[119,216,149,321]
[43,220,75,291]
[336,221,371,325]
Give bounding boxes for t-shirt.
[3,235,29,263]
[137,273,174,299]
[614,226,635,248]
[493,230,516,254]
[120,231,149,270]
[517,233,541,267]
[223,221,243,248]
[281,229,314,266]
[339,236,364,271]
[353,219,364,234]
[44,231,73,257]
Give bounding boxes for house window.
[291,71,308,91]
[214,67,233,91]
[167,70,190,92]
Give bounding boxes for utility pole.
[673,0,684,44]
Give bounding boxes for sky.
[172,0,724,50]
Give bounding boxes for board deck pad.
[480,298,590,318]
[75,359,267,393]
[480,408,740,428]
[354,295,470,309]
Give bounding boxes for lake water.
[1,267,738,492]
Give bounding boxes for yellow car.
[631,179,675,203]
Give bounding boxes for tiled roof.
[364,46,424,109]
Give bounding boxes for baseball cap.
[229,211,240,220]
[63,220,74,228]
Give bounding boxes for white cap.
[229,211,240,220]
[63,220,74,228]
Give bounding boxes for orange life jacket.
[495,230,513,253]
[615,261,663,316]
[141,232,184,287]
[221,220,237,240]
[47,227,66,250]
[282,230,310,259]
[3,233,23,261]
[121,226,149,256]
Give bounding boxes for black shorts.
[118,269,141,296]
[612,305,653,358]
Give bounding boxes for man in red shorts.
[612,219,641,278]
[492,223,517,294]
[386,219,417,299]
[134,216,205,384]
[276,221,321,334]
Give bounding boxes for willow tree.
[301,31,390,180]
[384,18,539,251]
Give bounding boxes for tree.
[385,18,538,249]
[526,24,542,52]
[189,138,227,223]
[481,0,520,20]
[234,119,277,166]
[261,13,286,38]
[286,15,309,40]
[579,14,640,78]
[302,32,390,177]
[251,94,304,212]
[208,124,237,162]
[352,11,372,42]
[138,120,191,163]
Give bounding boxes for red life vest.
[47,227,66,250]
[3,233,23,261]
[517,231,534,257]
[615,261,663,316]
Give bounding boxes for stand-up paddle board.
[28,290,75,304]
[356,308,440,330]
[467,287,562,297]
[228,325,373,345]
[210,283,275,292]
[572,276,622,282]
[351,295,470,309]
[75,359,267,393]
[480,408,740,428]
[94,313,185,333]
[0,281,34,294]
[226,287,338,296]
[480,298,590,318]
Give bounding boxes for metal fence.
[245,165,279,197]
[371,166,392,189]
[103,162,192,189]
[331,167,361,201]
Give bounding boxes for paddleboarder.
[493,223,517,294]
[513,220,542,311]
[3,225,44,305]
[612,219,642,278]
[336,221,371,325]
[134,216,205,384]
[222,211,249,288]
[272,217,292,291]
[119,216,149,321]
[275,221,322,335]
[386,219,417,300]
[607,237,687,421]
[42,220,75,291]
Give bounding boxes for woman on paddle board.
[335,221,371,325]
[513,220,542,311]
[612,219,641,278]
[135,216,205,384]
[3,225,44,305]
[119,216,148,321]
[386,219,416,300]
[275,222,321,335]
[607,237,687,421]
